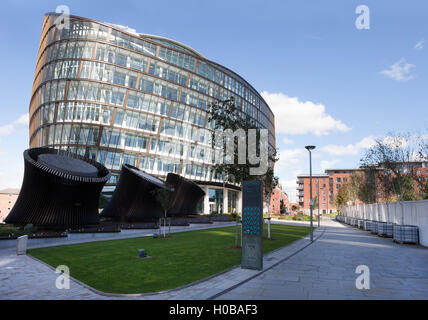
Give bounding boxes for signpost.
[241,180,264,270]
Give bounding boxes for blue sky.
[0,0,427,201]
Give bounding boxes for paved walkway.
[216,221,428,300]
[1,219,427,300]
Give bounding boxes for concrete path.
[1,219,427,300]
[216,220,428,300]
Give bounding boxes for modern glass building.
[29,13,276,214]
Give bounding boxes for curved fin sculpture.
[167,173,205,216]
[101,164,170,221]
[5,147,110,227]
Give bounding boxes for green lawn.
[28,224,310,294]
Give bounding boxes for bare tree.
[360,131,421,202]
[151,184,173,238]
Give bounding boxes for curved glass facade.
[29,13,276,213]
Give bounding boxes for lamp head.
[305,145,316,151]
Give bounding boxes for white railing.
[340,200,428,246]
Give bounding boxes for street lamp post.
[318,183,320,228]
[305,145,316,242]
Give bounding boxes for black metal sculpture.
[100,164,170,221]
[5,147,110,227]
[166,173,205,216]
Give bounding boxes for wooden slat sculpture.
[5,147,110,227]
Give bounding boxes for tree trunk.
[235,216,239,247]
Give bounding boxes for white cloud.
[380,58,415,82]
[0,124,14,137]
[320,159,340,171]
[321,136,376,156]
[0,164,24,189]
[280,178,300,203]
[414,39,424,50]
[0,113,29,138]
[277,148,307,167]
[262,92,350,136]
[14,114,29,125]
[281,137,294,145]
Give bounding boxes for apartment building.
[297,163,428,214]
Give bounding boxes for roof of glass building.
[139,34,205,58]
[104,22,204,58]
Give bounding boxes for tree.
[312,195,320,218]
[334,183,350,208]
[151,184,173,237]
[392,174,418,201]
[208,96,279,247]
[358,167,377,204]
[280,199,285,214]
[360,131,424,202]
[207,97,279,199]
[312,195,319,211]
[347,172,363,204]
[291,204,299,212]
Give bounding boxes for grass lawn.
[28,224,310,294]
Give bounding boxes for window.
[114,109,124,126]
[128,75,137,88]
[113,71,126,86]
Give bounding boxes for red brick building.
[0,188,20,222]
[297,163,428,214]
[297,174,331,214]
[269,184,290,215]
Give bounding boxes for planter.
[210,216,231,222]
[393,225,419,244]
[364,220,374,231]
[120,223,158,229]
[68,226,120,233]
[187,217,212,224]
[370,222,378,234]
[377,222,393,237]
[169,218,189,226]
[0,235,18,240]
